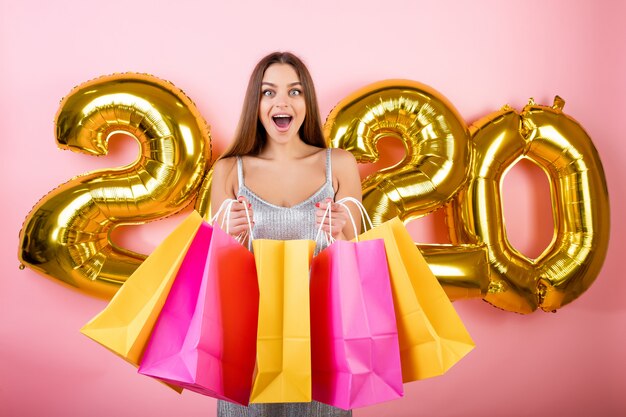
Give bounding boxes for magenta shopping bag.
[138,221,259,405]
[310,238,404,409]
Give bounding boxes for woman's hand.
[315,198,350,240]
[222,197,254,239]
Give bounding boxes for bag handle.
[212,198,255,249]
[210,198,236,225]
[336,196,373,232]
[314,203,333,246]
[225,199,255,248]
[335,201,360,242]
[315,199,360,244]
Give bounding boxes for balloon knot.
[552,95,565,111]
[537,280,547,302]
[19,264,25,270]
[520,118,536,138]
[487,280,505,294]
[537,278,560,312]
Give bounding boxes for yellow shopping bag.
[80,211,204,367]
[339,198,475,382]
[249,239,315,403]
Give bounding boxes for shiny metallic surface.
[324,79,471,225]
[18,73,211,298]
[447,98,610,313]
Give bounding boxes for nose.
[274,90,291,107]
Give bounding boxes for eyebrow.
[261,81,302,87]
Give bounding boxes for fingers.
[227,223,252,236]
[223,197,254,236]
[315,198,347,237]
[315,199,346,219]
[315,198,343,212]
[231,200,254,219]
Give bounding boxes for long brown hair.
[221,52,326,158]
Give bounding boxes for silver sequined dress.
[217,148,352,417]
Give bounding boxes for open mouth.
[272,115,293,130]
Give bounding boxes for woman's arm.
[316,148,362,240]
[210,158,254,237]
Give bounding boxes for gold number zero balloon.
[447,98,610,313]
[324,79,472,225]
[18,73,211,298]
[419,243,490,301]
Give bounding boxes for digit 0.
[447,98,610,312]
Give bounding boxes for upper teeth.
[274,115,290,118]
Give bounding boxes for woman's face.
[258,63,306,143]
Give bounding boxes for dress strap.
[236,156,245,189]
[325,148,333,184]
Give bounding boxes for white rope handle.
[336,201,360,242]
[314,202,333,247]
[314,200,360,244]
[336,197,373,231]
[241,200,255,243]
[210,198,237,225]
[212,198,255,249]
[224,199,255,240]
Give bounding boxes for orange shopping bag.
[80,211,204,367]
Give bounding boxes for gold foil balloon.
[21,71,608,312]
[324,80,489,300]
[447,98,610,313]
[419,244,490,301]
[18,73,211,298]
[194,167,213,221]
[324,79,472,225]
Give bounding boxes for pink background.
[2,0,625,416]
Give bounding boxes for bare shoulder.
[330,148,358,171]
[211,157,239,198]
[330,148,361,200]
[212,156,237,176]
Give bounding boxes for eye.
[262,89,275,97]
[289,89,302,97]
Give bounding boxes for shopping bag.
[138,203,259,405]
[249,238,316,404]
[338,197,475,382]
[310,230,404,409]
[80,210,204,367]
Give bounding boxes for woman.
[211,52,362,416]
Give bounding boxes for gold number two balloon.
[325,79,471,224]
[323,80,490,300]
[18,73,211,298]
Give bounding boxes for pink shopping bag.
[310,206,403,409]
[138,221,259,405]
[338,197,475,382]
